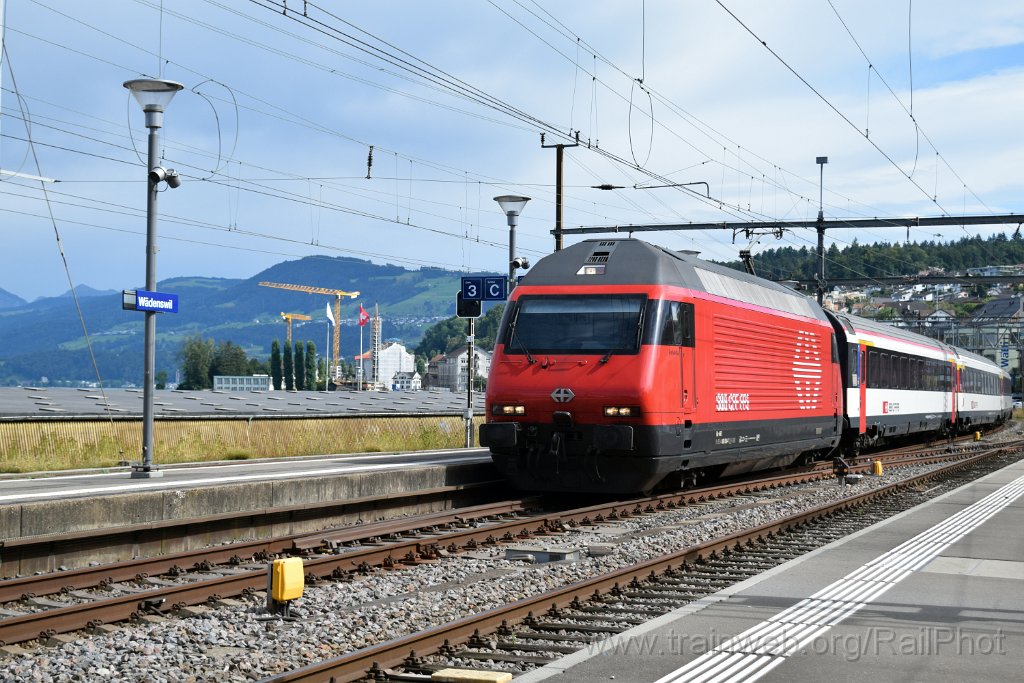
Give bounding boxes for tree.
[294,342,306,390]
[317,358,327,390]
[416,316,471,359]
[178,336,215,390]
[305,341,317,391]
[270,340,282,390]
[210,341,249,384]
[283,341,294,391]
[155,370,167,390]
[475,303,505,350]
[247,357,269,375]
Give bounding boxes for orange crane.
[259,282,360,382]
[279,312,311,345]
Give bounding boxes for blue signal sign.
[461,277,483,302]
[461,276,507,302]
[483,277,506,301]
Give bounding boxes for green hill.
[0,256,491,386]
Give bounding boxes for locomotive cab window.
[643,299,695,347]
[503,294,646,355]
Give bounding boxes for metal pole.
[465,318,475,447]
[542,135,577,251]
[507,211,517,294]
[815,156,828,306]
[554,145,564,251]
[816,214,825,305]
[136,110,162,478]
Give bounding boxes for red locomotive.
[479,239,1010,493]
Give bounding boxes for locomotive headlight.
[604,406,640,417]
[492,404,526,416]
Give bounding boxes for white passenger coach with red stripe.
[479,239,1011,494]
[828,311,1011,455]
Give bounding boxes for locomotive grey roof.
[521,238,827,321]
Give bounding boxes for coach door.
[948,361,960,425]
[858,343,868,434]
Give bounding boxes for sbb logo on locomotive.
[716,392,750,412]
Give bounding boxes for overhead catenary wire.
[1,42,119,430]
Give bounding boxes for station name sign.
[123,289,179,314]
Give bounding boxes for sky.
[2,0,1024,301]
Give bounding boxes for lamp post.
[815,156,828,305]
[493,195,531,292]
[124,78,184,478]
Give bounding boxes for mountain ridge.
[0,256,488,386]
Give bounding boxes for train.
[478,238,1012,494]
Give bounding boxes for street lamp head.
[494,194,531,217]
[124,79,184,129]
[123,78,184,112]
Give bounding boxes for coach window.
[868,349,878,387]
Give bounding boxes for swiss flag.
[358,305,370,327]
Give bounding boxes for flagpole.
[325,320,331,392]
[359,322,363,391]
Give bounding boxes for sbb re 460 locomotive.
[478,239,1010,494]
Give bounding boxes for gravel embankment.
[4,433,1019,682]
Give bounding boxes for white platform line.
[654,472,1024,683]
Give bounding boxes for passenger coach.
[828,311,1011,455]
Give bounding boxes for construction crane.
[259,282,360,382]
[279,312,311,345]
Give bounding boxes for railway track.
[0,436,1006,654]
[263,440,1024,682]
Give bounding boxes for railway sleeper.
[660,570,761,581]
[496,640,582,655]
[22,596,70,609]
[532,620,630,633]
[565,614,651,626]
[457,650,557,665]
[511,631,600,643]
[575,605,667,617]
[67,590,105,601]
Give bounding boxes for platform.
[0,449,496,574]
[519,459,1024,682]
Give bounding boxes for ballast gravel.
[3,439,1017,682]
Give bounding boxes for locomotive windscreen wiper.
[508,314,536,364]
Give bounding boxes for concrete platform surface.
[518,459,1024,683]
[0,448,490,505]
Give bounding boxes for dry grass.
[0,416,484,473]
